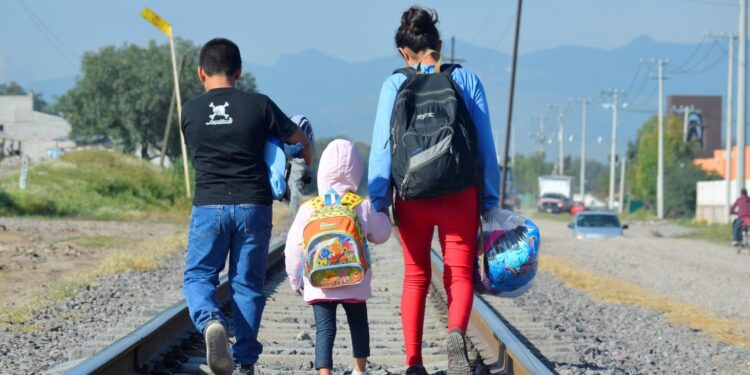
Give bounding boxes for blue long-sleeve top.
[367,64,500,212]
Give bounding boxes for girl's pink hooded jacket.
[284,139,392,303]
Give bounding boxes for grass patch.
[0,150,191,220]
[64,235,127,250]
[540,254,750,348]
[0,232,186,328]
[674,219,730,245]
[531,211,572,223]
[620,208,657,221]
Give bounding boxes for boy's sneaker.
[446,328,471,375]
[204,320,234,375]
[405,365,429,375]
[233,363,254,375]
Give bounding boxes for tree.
[55,39,257,159]
[0,81,50,112]
[627,115,718,217]
[513,152,554,196]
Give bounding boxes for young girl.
[285,139,392,375]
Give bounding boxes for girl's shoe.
[405,365,429,375]
[446,328,471,375]
[351,371,369,375]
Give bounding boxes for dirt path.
[0,217,184,309]
[534,216,750,321]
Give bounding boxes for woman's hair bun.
[395,6,440,53]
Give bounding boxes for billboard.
[667,95,722,159]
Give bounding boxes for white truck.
[537,175,573,214]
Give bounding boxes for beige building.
[0,94,74,161]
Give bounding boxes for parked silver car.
[568,211,628,239]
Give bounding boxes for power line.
[470,0,503,43]
[670,35,709,73]
[676,0,738,6]
[691,48,729,73]
[15,0,77,67]
[623,60,646,97]
[624,63,655,106]
[672,41,719,73]
[478,11,516,65]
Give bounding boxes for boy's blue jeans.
[183,204,272,365]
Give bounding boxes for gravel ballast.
[514,272,750,374]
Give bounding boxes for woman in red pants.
[367,6,500,375]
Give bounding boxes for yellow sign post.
[141,7,192,199]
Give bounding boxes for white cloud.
[0,56,4,82]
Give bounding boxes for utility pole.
[577,99,590,199]
[713,33,737,223]
[602,89,623,210]
[619,156,626,214]
[558,107,565,175]
[511,125,516,171]
[534,116,547,154]
[449,36,466,65]
[650,59,669,220]
[738,0,748,193]
[657,60,665,219]
[499,0,523,209]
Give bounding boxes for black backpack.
[390,64,479,200]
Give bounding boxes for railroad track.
[65,236,553,375]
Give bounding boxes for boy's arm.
[264,96,313,167]
[284,128,313,167]
[359,200,392,245]
[285,204,312,291]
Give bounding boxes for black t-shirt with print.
[181,87,298,206]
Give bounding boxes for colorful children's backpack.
[302,189,369,288]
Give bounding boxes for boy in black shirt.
[182,38,311,375]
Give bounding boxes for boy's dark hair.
[199,38,242,76]
[395,6,440,52]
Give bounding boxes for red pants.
[395,187,479,366]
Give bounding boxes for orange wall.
[694,146,750,179]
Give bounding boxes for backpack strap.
[323,189,342,206]
[308,191,363,210]
[340,192,364,208]
[308,196,325,211]
[440,63,462,76]
[393,67,417,77]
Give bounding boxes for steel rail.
[430,250,552,375]
[66,242,551,374]
[65,242,285,375]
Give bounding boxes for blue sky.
[0,0,740,85]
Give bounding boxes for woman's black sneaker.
[446,328,471,375]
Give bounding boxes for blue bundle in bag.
[475,208,540,298]
[264,136,287,200]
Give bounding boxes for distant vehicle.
[568,211,628,239]
[537,175,573,213]
[538,193,571,213]
[570,202,586,216]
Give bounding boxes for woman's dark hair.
[199,38,242,77]
[395,6,440,53]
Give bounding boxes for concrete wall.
[696,179,750,224]
[0,94,73,161]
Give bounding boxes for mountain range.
[27,36,734,161]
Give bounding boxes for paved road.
[535,217,750,321]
